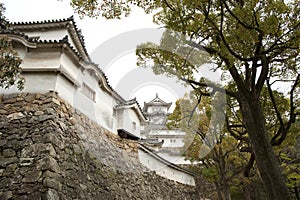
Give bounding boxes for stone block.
[3,97,17,104]
[0,168,4,176]
[72,144,82,155]
[24,94,36,102]
[0,157,18,167]
[3,148,16,157]
[32,100,42,105]
[17,184,39,195]
[23,138,33,146]
[16,97,24,102]
[57,121,67,132]
[43,133,64,150]
[52,98,61,106]
[19,167,30,176]
[7,112,25,121]
[15,195,30,200]
[43,98,53,104]
[43,189,59,200]
[61,161,75,170]
[43,170,60,179]
[21,143,56,158]
[0,109,8,114]
[22,169,42,183]
[43,178,62,191]
[45,108,55,115]
[4,164,17,175]
[28,192,42,200]
[28,116,38,124]
[0,178,13,188]
[0,121,5,129]
[19,158,34,166]
[38,115,54,122]
[0,191,13,200]
[34,111,44,116]
[0,138,7,146]
[35,93,42,99]
[36,156,60,173]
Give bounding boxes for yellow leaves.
[71,0,133,19]
[71,0,100,18]
[287,172,300,182]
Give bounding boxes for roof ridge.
[10,16,90,62]
[0,29,36,42]
[115,97,147,120]
[10,16,74,26]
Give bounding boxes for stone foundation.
[0,92,198,200]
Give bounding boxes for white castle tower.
[141,94,190,164]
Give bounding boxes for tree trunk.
[243,185,252,200]
[214,182,223,200]
[218,146,231,200]
[294,186,300,200]
[238,93,290,200]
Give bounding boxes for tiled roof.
[11,16,90,61]
[115,98,147,121]
[139,138,164,147]
[12,16,75,25]
[143,93,172,111]
[139,144,196,176]
[0,29,35,42]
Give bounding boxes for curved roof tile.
[11,16,90,62]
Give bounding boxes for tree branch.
[255,55,269,95]
[222,0,257,31]
[266,78,284,126]
[271,74,300,146]
[244,153,255,177]
[180,77,238,98]
[163,0,175,12]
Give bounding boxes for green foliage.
[277,122,300,196]
[0,3,8,29]
[0,37,24,90]
[166,100,182,129]
[168,93,252,198]
[0,3,24,90]
[70,0,133,19]
[168,85,298,197]
[70,0,162,19]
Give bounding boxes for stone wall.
[0,92,198,200]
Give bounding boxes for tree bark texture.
[238,93,290,200]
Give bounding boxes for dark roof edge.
[115,98,147,121]
[139,144,196,176]
[11,16,90,62]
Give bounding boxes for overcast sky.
[3,0,158,52]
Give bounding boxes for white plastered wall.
[55,52,120,133]
[122,108,141,137]
[138,149,195,186]
[0,47,60,94]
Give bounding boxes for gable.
[11,16,90,62]
[143,94,172,112]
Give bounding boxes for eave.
[11,16,90,62]
[115,98,148,122]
